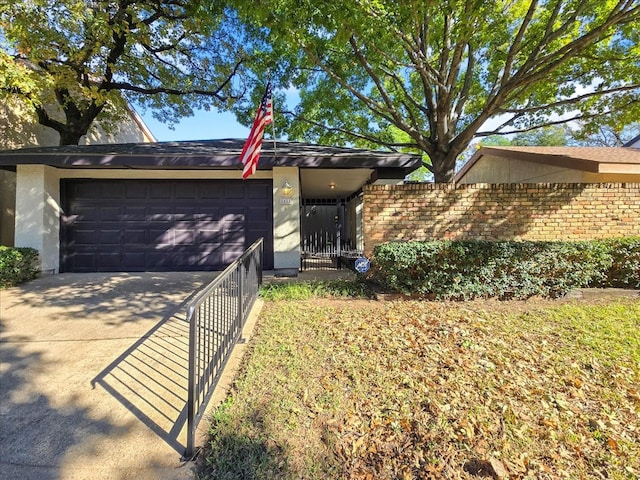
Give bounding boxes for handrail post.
[185,306,197,458]
[238,259,245,328]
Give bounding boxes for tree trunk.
[429,151,457,183]
[58,129,86,146]
[34,103,95,146]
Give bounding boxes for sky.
[139,87,301,142]
[140,109,249,142]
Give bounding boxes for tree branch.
[501,0,538,87]
[282,109,420,152]
[298,41,395,125]
[496,84,640,114]
[476,103,636,136]
[105,56,244,98]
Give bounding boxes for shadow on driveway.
[90,306,192,455]
[0,272,217,480]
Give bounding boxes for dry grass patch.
[202,298,639,480]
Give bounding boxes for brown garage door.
[60,179,273,272]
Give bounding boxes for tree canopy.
[0,0,253,145]
[234,0,640,182]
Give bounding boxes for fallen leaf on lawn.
[607,437,620,454]
[567,377,583,388]
[401,465,412,480]
[490,458,509,478]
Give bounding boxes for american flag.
[240,83,273,179]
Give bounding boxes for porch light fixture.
[329,182,336,189]
[281,180,294,197]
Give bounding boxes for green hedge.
[0,246,39,288]
[369,238,639,300]
[596,237,640,288]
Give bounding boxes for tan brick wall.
[363,183,640,256]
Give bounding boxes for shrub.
[369,238,637,299]
[0,246,39,288]
[596,237,640,288]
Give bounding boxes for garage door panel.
[220,209,245,224]
[99,229,121,244]
[248,184,271,199]
[148,207,174,221]
[74,229,99,244]
[61,179,273,272]
[200,250,225,267]
[223,227,244,241]
[175,183,198,199]
[102,183,125,199]
[125,183,147,199]
[150,183,172,199]
[224,184,244,199]
[98,252,122,268]
[146,252,172,268]
[201,182,225,198]
[247,206,271,222]
[73,183,101,199]
[197,228,223,244]
[174,229,195,245]
[149,228,173,245]
[124,229,146,244]
[67,252,96,270]
[174,206,197,219]
[199,206,223,216]
[123,252,147,268]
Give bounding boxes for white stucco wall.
[14,165,61,273]
[272,166,301,274]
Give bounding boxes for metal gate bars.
[184,238,263,458]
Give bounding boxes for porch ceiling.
[300,168,373,198]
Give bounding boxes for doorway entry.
[300,194,363,270]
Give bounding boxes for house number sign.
[354,257,370,273]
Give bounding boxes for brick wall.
[363,183,640,255]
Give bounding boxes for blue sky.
[140,109,249,142]
[139,86,300,142]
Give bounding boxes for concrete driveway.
[0,272,219,480]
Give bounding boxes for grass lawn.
[201,296,639,480]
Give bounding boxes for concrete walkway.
[0,272,220,480]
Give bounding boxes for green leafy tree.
[479,135,513,147]
[570,121,640,146]
[0,0,252,145]
[234,0,640,182]
[511,125,569,146]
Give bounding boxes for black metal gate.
[301,196,363,270]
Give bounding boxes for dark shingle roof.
[0,139,421,171]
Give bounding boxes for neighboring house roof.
[455,146,640,182]
[624,133,640,148]
[123,103,157,143]
[0,139,421,175]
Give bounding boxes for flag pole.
[267,71,277,165]
[271,117,277,166]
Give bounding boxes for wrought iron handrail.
[185,237,263,458]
